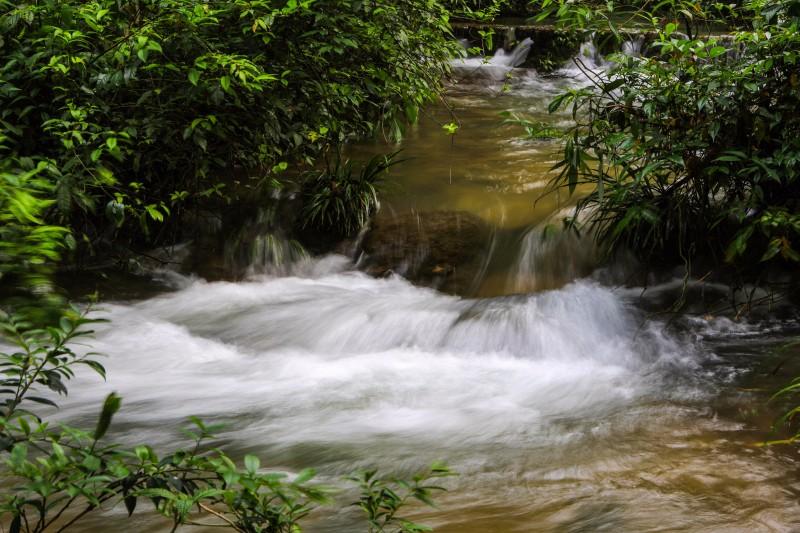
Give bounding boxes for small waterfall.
[498,37,533,68]
[508,223,598,293]
[66,260,689,449]
[451,31,655,83]
[246,232,308,273]
[622,36,645,57]
[569,34,649,71]
[576,37,606,69]
[451,37,533,80]
[224,206,308,276]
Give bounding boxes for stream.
[57,41,800,532]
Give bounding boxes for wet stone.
[359,210,493,294]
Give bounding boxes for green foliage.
[762,337,800,448]
[444,0,509,21]
[441,122,459,135]
[302,151,403,236]
[348,464,455,533]
[500,111,562,140]
[0,307,105,421]
[766,341,800,446]
[541,0,800,281]
[525,30,584,73]
[0,161,69,316]
[535,0,730,36]
[0,0,458,253]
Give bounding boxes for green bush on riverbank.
[0,0,458,261]
[543,0,800,296]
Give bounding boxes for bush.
[0,161,69,318]
[443,0,510,21]
[301,151,403,236]
[541,0,800,287]
[0,0,458,254]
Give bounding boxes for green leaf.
[26,396,58,408]
[137,488,177,500]
[708,46,727,58]
[145,205,163,222]
[93,392,121,441]
[124,495,137,516]
[244,454,260,474]
[294,468,316,484]
[405,104,418,123]
[77,360,107,380]
[725,226,755,262]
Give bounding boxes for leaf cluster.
[301,151,404,236]
[0,0,458,255]
[348,463,455,533]
[542,0,800,285]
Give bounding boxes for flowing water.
[56,41,800,531]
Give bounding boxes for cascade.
[451,37,534,80]
[622,35,646,57]
[223,206,309,276]
[508,224,598,293]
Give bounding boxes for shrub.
[0,0,458,254]
[301,151,403,236]
[540,0,800,287]
[0,161,69,318]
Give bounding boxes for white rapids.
[49,255,800,532]
[59,256,692,452]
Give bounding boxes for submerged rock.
[359,210,493,294]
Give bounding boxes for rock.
[359,210,493,294]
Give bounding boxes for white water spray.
[56,256,695,460]
[451,37,533,80]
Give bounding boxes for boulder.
[359,210,493,294]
